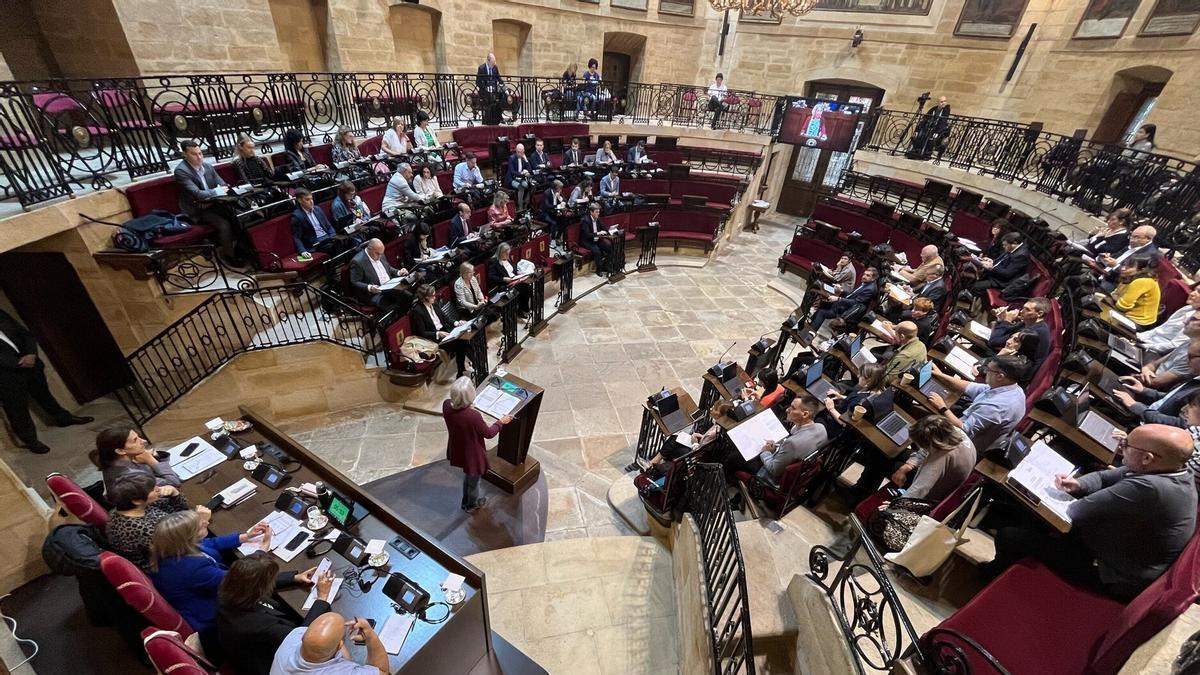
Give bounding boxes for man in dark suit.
[476,53,504,125]
[909,95,952,160]
[290,188,345,258]
[562,138,585,167]
[529,138,550,171]
[449,202,474,245]
[579,202,611,277]
[173,139,239,263]
[987,297,1052,370]
[626,140,648,164]
[0,311,92,453]
[810,267,880,333]
[1115,339,1200,427]
[505,143,530,190]
[541,180,566,244]
[971,232,1029,292]
[349,239,411,311]
[912,267,948,308]
[1100,225,1160,292]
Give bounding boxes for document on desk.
[473,383,522,419]
[440,321,473,344]
[1006,441,1075,523]
[727,409,789,461]
[380,614,416,655]
[1109,309,1138,333]
[957,237,980,252]
[870,319,896,341]
[943,346,979,379]
[1079,410,1120,451]
[238,510,302,556]
[166,436,226,481]
[888,285,912,304]
[968,321,993,340]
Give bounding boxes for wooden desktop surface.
[976,458,1072,534]
[847,405,915,459]
[176,406,493,674]
[1026,407,1119,465]
[644,387,699,436]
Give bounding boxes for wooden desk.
[1097,305,1138,339]
[646,387,699,436]
[702,364,752,401]
[1026,407,1118,465]
[482,373,543,494]
[846,405,914,459]
[176,407,497,675]
[976,458,1071,534]
[895,373,961,415]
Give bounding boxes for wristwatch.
[937,407,949,414]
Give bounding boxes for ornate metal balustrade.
[115,283,382,426]
[808,515,925,674]
[0,71,782,210]
[685,462,755,675]
[861,108,1200,254]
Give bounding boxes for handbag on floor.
[884,488,984,577]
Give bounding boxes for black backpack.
[42,523,107,576]
[1000,273,1038,301]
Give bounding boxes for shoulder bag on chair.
[883,487,984,578]
[399,336,441,365]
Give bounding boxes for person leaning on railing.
[707,73,728,129]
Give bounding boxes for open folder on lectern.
[473,377,531,419]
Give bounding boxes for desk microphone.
[710,342,738,376]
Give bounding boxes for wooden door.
[0,252,131,401]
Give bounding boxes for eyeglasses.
[1117,438,1155,458]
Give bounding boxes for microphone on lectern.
[709,342,737,377]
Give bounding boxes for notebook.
[1005,441,1076,523]
[942,346,979,379]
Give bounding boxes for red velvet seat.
[247,214,327,273]
[99,551,194,637]
[385,315,438,380]
[46,472,108,527]
[359,135,383,156]
[122,176,179,218]
[777,235,845,278]
[142,629,213,675]
[516,122,589,143]
[1161,279,1191,319]
[811,201,892,244]
[735,449,826,517]
[951,211,992,243]
[451,125,515,162]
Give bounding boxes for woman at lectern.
[444,376,513,514]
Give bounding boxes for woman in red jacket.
[444,376,512,513]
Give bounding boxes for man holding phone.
[270,611,388,674]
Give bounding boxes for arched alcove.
[388,3,446,74]
[601,32,648,84]
[267,0,329,72]
[1092,65,1173,144]
[491,19,532,76]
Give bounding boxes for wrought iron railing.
[0,71,782,209]
[115,282,382,426]
[685,462,755,675]
[860,108,1200,252]
[808,515,925,674]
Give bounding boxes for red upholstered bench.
[431,219,451,248]
[120,176,215,248]
[451,125,515,162]
[657,210,720,253]
[359,134,383,156]
[360,183,386,214]
[951,210,992,243]
[924,528,1200,675]
[1162,279,1191,319]
[385,315,438,386]
[888,230,925,264]
[247,214,326,273]
[812,202,893,244]
[516,122,588,144]
[310,143,333,167]
[777,235,845,278]
[566,222,590,264]
[669,180,738,209]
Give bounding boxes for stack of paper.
[727,410,789,461]
[870,319,896,341]
[166,437,226,481]
[302,558,344,610]
[968,321,993,340]
[1006,441,1076,523]
[380,615,415,654]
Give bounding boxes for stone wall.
[672,515,714,675]
[143,342,393,440]
[30,0,139,78]
[110,0,286,74]
[0,457,52,595]
[268,0,330,72]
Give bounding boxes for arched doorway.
[777,79,886,217]
[388,3,445,73]
[601,32,647,118]
[1092,66,1172,145]
[491,19,532,76]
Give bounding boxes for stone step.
[605,473,651,536]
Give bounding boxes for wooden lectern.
[482,373,543,494]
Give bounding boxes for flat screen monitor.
[327,494,353,528]
[849,333,865,358]
[778,98,863,152]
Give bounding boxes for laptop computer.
[875,411,910,446]
[848,333,865,359]
[654,391,689,433]
[917,361,952,400]
[804,360,836,399]
[1107,334,1142,363]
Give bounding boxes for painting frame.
[1140,0,1200,36]
[815,0,933,15]
[954,0,1030,39]
[1073,0,1141,39]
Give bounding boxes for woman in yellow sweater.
[1114,256,1161,328]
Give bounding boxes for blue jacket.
[843,279,878,305]
[150,533,241,634]
[291,206,337,254]
[505,153,529,188]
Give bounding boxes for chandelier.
[709,0,819,18]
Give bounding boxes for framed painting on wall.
[954,0,1030,38]
[815,0,934,14]
[1074,0,1141,38]
[1140,0,1200,35]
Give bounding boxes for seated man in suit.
[810,267,879,333]
[449,202,475,246]
[1099,225,1159,292]
[599,165,621,211]
[452,152,484,191]
[0,310,92,454]
[898,245,944,284]
[529,138,550,171]
[970,231,1029,293]
[541,179,567,245]
[579,202,611,278]
[983,424,1197,601]
[290,188,349,258]
[1115,339,1200,427]
[626,139,649,164]
[382,163,424,215]
[173,139,239,264]
[986,297,1052,368]
[349,238,411,312]
[562,137,586,168]
[725,394,827,487]
[505,143,531,190]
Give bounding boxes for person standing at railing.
[477,53,504,125]
[173,139,241,266]
[908,95,952,161]
[707,73,728,130]
[1125,123,1156,158]
[577,59,601,120]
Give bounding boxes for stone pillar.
[0,456,52,595]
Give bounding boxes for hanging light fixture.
[709,0,819,18]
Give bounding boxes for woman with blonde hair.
[443,376,513,513]
[488,190,514,229]
[382,116,411,157]
[331,126,362,164]
[150,509,295,655]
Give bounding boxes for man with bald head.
[1100,224,1160,292]
[898,245,943,284]
[984,424,1197,600]
[882,321,926,386]
[476,52,504,125]
[350,238,412,312]
[270,612,388,674]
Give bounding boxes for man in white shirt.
[707,73,729,129]
[382,163,425,215]
[1140,285,1200,358]
[270,613,387,675]
[349,238,411,311]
